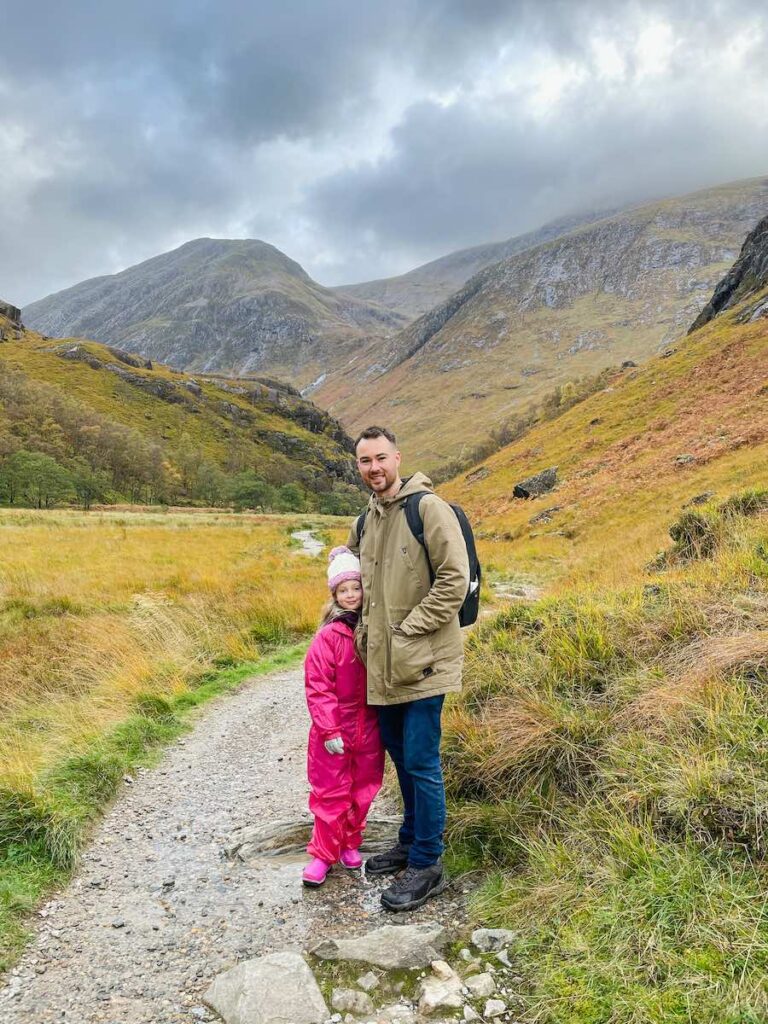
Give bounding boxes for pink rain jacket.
[304,620,384,861]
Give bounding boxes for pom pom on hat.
[327,545,362,592]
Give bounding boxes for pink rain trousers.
[304,620,384,863]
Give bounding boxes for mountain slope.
[440,223,768,585]
[0,304,360,507]
[334,210,615,319]
[23,239,407,385]
[323,177,768,470]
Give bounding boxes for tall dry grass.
[0,508,339,798]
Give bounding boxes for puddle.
[292,529,324,557]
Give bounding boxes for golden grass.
[0,508,346,794]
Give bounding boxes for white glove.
[324,736,345,755]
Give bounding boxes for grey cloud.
[2,0,768,305]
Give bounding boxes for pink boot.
[339,848,363,869]
[302,857,331,887]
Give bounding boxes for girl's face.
[335,579,363,611]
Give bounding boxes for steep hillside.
[440,250,768,586]
[334,210,614,319]
[0,305,360,509]
[23,239,407,386]
[325,177,768,470]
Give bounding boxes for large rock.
[513,467,558,499]
[311,922,447,969]
[204,951,327,1024]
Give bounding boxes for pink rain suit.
[305,620,384,862]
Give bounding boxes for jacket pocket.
[390,628,435,686]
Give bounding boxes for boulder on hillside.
[513,467,558,499]
[204,950,327,1024]
[311,922,447,969]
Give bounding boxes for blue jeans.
[377,695,446,868]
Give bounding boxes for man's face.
[356,436,401,496]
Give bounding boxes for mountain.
[440,219,768,583]
[321,177,768,471]
[23,238,407,386]
[0,303,361,508]
[333,209,617,320]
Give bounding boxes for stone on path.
[311,922,447,969]
[463,1007,481,1022]
[204,950,327,1024]
[484,998,507,1018]
[331,988,375,1015]
[470,928,516,952]
[418,960,463,1015]
[356,971,380,992]
[464,972,495,998]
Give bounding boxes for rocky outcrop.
[0,300,22,325]
[689,214,768,331]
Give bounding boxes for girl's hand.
[324,736,345,755]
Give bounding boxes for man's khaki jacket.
[347,472,469,706]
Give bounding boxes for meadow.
[0,508,345,967]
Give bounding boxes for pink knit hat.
[327,545,362,592]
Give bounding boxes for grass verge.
[444,491,768,1023]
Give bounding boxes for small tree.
[196,461,228,507]
[228,471,277,511]
[71,459,111,511]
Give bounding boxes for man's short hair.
[354,425,397,450]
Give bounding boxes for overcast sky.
[2,0,768,306]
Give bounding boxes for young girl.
[302,546,384,887]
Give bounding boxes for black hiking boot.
[364,841,411,876]
[380,862,447,913]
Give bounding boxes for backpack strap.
[403,492,434,582]
[355,509,368,544]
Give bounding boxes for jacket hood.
[374,471,434,509]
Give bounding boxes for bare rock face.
[311,922,447,969]
[689,214,768,331]
[0,300,21,325]
[204,950,328,1024]
[513,467,558,499]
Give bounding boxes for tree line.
[0,366,363,514]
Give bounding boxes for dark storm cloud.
[1,0,767,304]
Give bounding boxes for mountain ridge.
[24,238,408,385]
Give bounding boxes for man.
[348,425,469,912]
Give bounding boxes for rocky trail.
[0,663,486,1024]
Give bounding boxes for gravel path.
[0,665,469,1024]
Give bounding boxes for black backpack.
[355,491,481,627]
